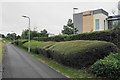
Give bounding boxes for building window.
[95,19,99,31]
[104,20,105,30]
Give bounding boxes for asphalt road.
[2,43,67,78]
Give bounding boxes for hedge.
[65,29,120,46]
[89,53,120,78]
[33,34,68,42]
[32,29,120,48]
[12,39,28,46]
[19,40,117,68]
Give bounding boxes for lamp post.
[73,8,78,34]
[22,16,30,54]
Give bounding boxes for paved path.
[2,43,67,78]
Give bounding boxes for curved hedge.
[32,29,120,48]
[21,40,117,68]
[33,34,68,42]
[12,39,28,46]
[89,53,120,78]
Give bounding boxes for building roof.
[107,15,120,21]
[93,9,108,16]
[74,9,108,16]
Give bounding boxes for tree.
[0,34,5,38]
[39,29,49,37]
[6,33,17,40]
[16,35,21,39]
[21,29,49,39]
[62,19,78,35]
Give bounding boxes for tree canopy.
[62,19,78,35]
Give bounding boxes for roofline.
[73,9,108,16]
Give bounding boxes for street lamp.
[22,15,30,54]
[73,8,78,34]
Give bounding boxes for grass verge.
[0,40,4,72]
[14,45,95,78]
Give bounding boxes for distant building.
[106,1,120,29]
[73,9,108,33]
[107,15,120,29]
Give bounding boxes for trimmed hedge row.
[13,40,117,68]
[33,29,120,48]
[89,53,120,78]
[12,39,28,46]
[33,34,68,42]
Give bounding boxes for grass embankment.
[16,45,94,78]
[13,39,117,78]
[22,40,117,68]
[0,40,4,64]
[0,39,4,72]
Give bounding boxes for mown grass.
[0,39,4,72]
[0,40,2,64]
[15,45,95,78]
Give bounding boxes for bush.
[89,53,120,78]
[33,34,68,42]
[32,29,120,48]
[33,37,48,41]
[12,39,28,46]
[22,40,117,68]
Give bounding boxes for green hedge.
[21,40,117,68]
[33,34,68,42]
[32,29,120,48]
[12,39,28,46]
[65,29,120,46]
[89,53,120,78]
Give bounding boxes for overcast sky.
[0,0,120,35]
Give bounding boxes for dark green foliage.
[32,29,120,48]
[62,19,78,35]
[14,40,117,68]
[33,37,48,41]
[49,35,68,42]
[65,29,120,47]
[21,29,49,39]
[6,33,17,40]
[33,35,68,42]
[12,39,28,46]
[89,53,120,78]
[0,34,5,38]
[40,29,49,37]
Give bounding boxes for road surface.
[2,43,67,78]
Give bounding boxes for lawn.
[0,40,2,64]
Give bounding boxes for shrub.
[49,35,68,42]
[12,39,28,46]
[33,34,68,42]
[22,40,117,68]
[33,37,48,41]
[32,29,120,48]
[89,53,120,78]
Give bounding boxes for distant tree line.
[21,29,49,39]
[3,18,78,40]
[0,34,5,38]
[4,29,49,40]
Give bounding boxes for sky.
[0,0,120,36]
